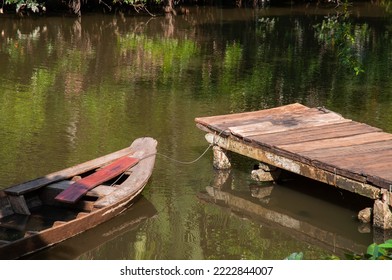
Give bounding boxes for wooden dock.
[195,103,392,229]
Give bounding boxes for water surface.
[0,4,391,259]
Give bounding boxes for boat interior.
[0,168,132,246]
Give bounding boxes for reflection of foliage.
[314,7,365,75]
[117,34,198,83]
[376,0,392,13]
[224,42,243,71]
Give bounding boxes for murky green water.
[1,4,391,259]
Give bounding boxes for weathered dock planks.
[195,103,392,229]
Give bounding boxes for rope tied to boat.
[138,129,229,165]
[109,129,228,186]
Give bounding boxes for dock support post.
[373,190,392,230]
[251,162,282,182]
[212,146,231,170]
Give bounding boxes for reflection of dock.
[23,197,157,259]
[199,171,371,256]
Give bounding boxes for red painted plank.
[55,156,139,203]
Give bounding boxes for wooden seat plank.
[55,156,139,204]
[4,146,136,196]
[45,181,115,198]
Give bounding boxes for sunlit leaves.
[365,239,392,260]
[285,252,304,260]
[5,0,45,13]
[287,239,392,260]
[343,240,392,260]
[314,7,366,75]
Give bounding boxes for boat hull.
[0,137,157,259]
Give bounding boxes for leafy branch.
[314,1,365,75]
[286,239,392,260]
[5,0,45,13]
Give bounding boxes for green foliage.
[353,239,392,260]
[285,252,304,260]
[314,2,365,75]
[287,240,392,260]
[5,0,45,13]
[224,42,243,71]
[119,0,161,4]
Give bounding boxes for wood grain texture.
[195,103,392,189]
[54,157,139,203]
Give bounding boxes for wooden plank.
[86,185,116,198]
[198,115,371,184]
[52,221,66,227]
[205,133,381,199]
[195,103,308,126]
[93,138,157,209]
[229,108,347,138]
[295,144,392,186]
[0,215,29,231]
[24,231,39,237]
[0,240,11,246]
[76,212,89,219]
[45,181,115,198]
[195,103,309,135]
[196,103,392,192]
[7,196,30,215]
[320,147,392,166]
[278,132,392,153]
[251,121,381,146]
[5,145,136,196]
[302,140,392,161]
[55,156,139,204]
[0,195,13,219]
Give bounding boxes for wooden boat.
[23,197,157,260]
[0,137,157,259]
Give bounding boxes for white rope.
[152,129,226,165]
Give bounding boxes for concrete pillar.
[212,146,231,170]
[373,190,392,230]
